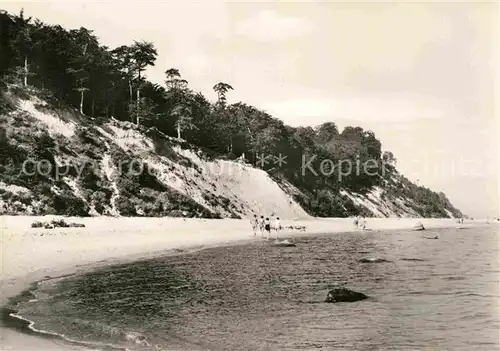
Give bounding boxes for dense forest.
[0,9,462,218]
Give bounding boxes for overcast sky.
[2,1,498,218]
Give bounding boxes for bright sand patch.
[0,216,487,350]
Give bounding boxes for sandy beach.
[0,216,486,350]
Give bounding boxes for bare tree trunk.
[136,89,141,126]
[127,66,133,101]
[91,99,95,117]
[80,90,84,114]
[24,56,28,87]
[128,79,133,101]
[137,71,141,103]
[177,123,181,140]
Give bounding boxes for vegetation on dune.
[0,9,463,218]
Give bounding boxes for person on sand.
[264,217,271,239]
[275,217,283,242]
[274,216,282,233]
[250,214,259,237]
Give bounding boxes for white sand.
[98,120,311,219]
[0,216,486,350]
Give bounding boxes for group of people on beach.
[250,214,282,239]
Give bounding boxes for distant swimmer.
[250,214,259,237]
[274,217,282,232]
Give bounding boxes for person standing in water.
[250,214,259,236]
[273,216,282,241]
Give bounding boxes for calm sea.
[5,226,500,351]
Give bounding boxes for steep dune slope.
[97,118,310,218]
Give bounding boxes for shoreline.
[0,216,491,350]
[2,235,313,351]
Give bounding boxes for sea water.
[4,226,499,350]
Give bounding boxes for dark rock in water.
[325,288,368,303]
[412,221,425,231]
[358,257,390,263]
[423,236,438,239]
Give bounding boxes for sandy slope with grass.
[2,92,463,219]
[0,215,485,350]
